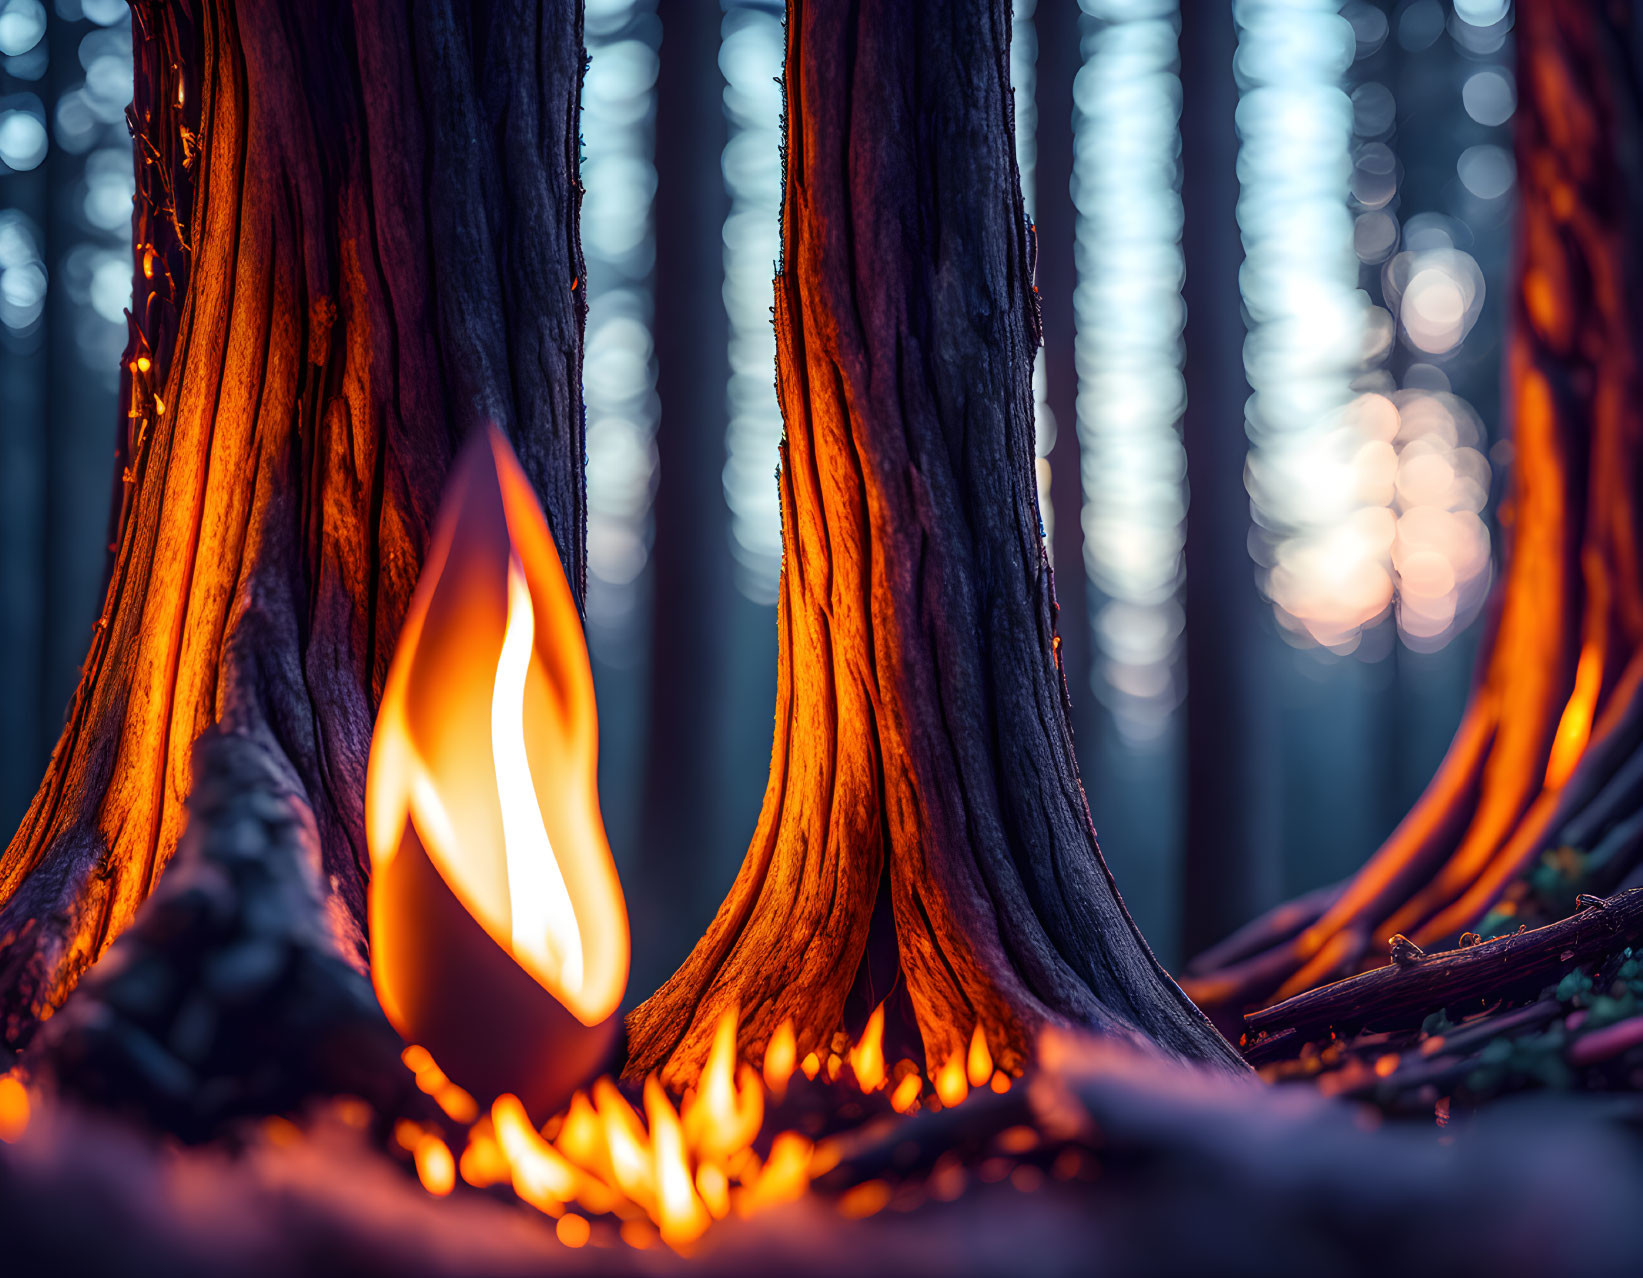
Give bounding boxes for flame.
[414,1135,456,1197]
[367,426,627,1108]
[848,1005,886,1091]
[681,1006,764,1163]
[492,563,585,993]
[763,1020,796,1098]
[646,1078,710,1247]
[426,1006,1017,1251]
[0,1073,28,1143]
[967,1024,994,1089]
[935,1051,969,1107]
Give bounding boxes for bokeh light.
[1073,0,1186,742]
[719,1,784,606]
[581,0,661,651]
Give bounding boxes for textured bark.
[1185,0,1643,1017]
[0,0,587,1051]
[625,0,1243,1087]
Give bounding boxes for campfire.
[339,424,1029,1251]
[8,1,1643,1275]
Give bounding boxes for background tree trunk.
[624,0,1244,1087]
[1178,0,1279,957]
[1185,0,1643,1017]
[1034,0,1090,744]
[636,1,736,995]
[0,0,588,1057]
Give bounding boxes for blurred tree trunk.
[1034,0,1090,735]
[625,0,1243,1087]
[636,0,735,993]
[1186,0,1643,1017]
[0,0,588,1052]
[1178,1,1278,956]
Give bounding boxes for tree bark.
[624,0,1244,1087]
[0,0,588,1059]
[1185,0,1643,1017]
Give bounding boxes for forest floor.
[6,1022,1643,1276]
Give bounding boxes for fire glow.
[365,425,1014,1252]
[395,1003,1009,1252]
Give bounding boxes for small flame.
[646,1077,710,1247]
[967,1024,994,1089]
[493,1094,580,1209]
[427,1005,1016,1251]
[848,1005,886,1091]
[0,1073,28,1143]
[414,1135,456,1197]
[681,1006,764,1163]
[763,1020,796,1098]
[935,1051,969,1107]
[367,426,627,1107]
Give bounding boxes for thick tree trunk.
[0,0,588,1066]
[624,0,1243,1087]
[1185,0,1643,1017]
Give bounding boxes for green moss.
[1557,968,1595,1006]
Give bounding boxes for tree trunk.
[0,0,588,1068]
[1185,0,1643,1016]
[636,1,736,992]
[624,0,1243,1087]
[1178,1,1279,956]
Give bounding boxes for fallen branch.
[1244,889,1643,1047]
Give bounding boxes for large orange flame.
[366,426,628,1114]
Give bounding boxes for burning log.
[0,0,589,1104]
[1185,0,1643,1017]
[624,0,1243,1088]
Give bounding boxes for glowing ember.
[848,1005,887,1091]
[936,1051,970,1108]
[763,1020,797,1098]
[402,1007,1009,1252]
[0,1073,28,1143]
[967,1024,994,1088]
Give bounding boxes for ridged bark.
[626,0,1243,1086]
[0,0,587,1052]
